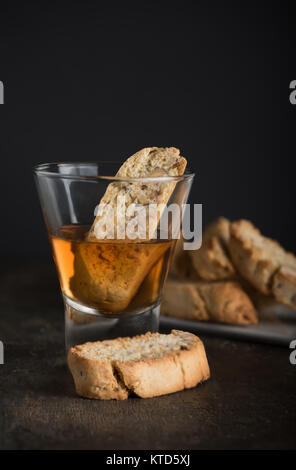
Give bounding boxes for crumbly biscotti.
[161,277,210,320]
[272,266,296,311]
[161,278,258,324]
[71,147,186,311]
[171,218,235,281]
[189,217,235,280]
[67,330,210,400]
[229,220,296,299]
[88,147,187,240]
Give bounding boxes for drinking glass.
[34,162,194,349]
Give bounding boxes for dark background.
[0,1,295,261]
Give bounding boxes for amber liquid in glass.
[51,225,175,315]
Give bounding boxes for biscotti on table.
[68,330,210,400]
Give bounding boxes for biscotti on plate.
[172,217,235,281]
[167,216,296,323]
[68,330,210,400]
[189,217,235,281]
[161,277,258,325]
[229,220,296,310]
[167,217,258,325]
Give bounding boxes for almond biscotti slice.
[161,278,258,324]
[88,147,187,240]
[71,147,187,311]
[171,218,235,281]
[67,330,210,400]
[189,217,235,280]
[229,220,296,310]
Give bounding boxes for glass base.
[64,296,160,350]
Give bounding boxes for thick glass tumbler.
[34,163,194,349]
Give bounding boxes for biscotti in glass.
[34,158,194,349]
[51,224,175,314]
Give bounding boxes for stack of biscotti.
[162,217,296,324]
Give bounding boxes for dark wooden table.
[0,263,295,450]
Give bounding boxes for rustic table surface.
[0,263,295,450]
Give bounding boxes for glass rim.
[33,162,195,183]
